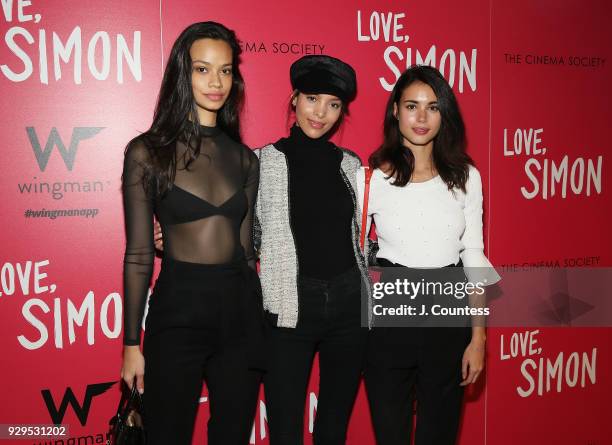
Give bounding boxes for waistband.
[299,264,361,288]
[161,255,246,272]
[156,256,248,290]
[377,258,463,269]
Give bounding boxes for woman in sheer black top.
[120,22,261,445]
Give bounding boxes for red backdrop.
[1,0,610,443]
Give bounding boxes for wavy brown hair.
[369,65,472,191]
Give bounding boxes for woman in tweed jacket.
[255,55,371,445]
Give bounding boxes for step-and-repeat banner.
[1,0,610,443]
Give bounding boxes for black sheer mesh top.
[121,125,259,345]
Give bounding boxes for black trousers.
[263,266,368,445]
[365,260,471,445]
[143,258,261,445]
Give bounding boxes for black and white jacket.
[253,143,372,328]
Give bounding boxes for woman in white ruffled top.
[358,65,500,445]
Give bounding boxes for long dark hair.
[128,21,245,196]
[369,65,472,190]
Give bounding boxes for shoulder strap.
[360,167,373,251]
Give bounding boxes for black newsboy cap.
[290,55,357,103]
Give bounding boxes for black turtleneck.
[276,125,356,280]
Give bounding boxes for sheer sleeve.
[240,148,260,270]
[122,140,155,346]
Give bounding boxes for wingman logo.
[17,127,109,200]
[27,127,104,172]
[41,381,116,426]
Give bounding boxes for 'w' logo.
[26,127,104,171]
[41,381,116,426]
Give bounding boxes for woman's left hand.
[460,335,485,386]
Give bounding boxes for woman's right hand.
[121,345,145,393]
[154,220,164,251]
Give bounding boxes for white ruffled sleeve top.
[356,165,501,285]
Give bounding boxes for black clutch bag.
[108,382,146,445]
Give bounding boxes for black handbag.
[108,382,146,445]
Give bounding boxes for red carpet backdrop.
[1,0,610,443]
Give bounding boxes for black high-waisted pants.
[263,265,369,445]
[143,258,261,445]
[364,259,471,445]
